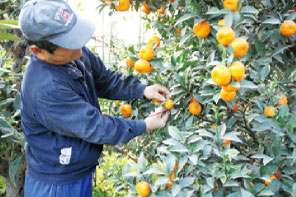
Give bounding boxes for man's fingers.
[157,85,171,99]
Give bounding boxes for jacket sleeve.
[84,48,146,100]
[34,83,146,145]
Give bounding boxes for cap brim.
[49,14,96,50]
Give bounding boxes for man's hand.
[144,107,170,132]
[143,84,171,102]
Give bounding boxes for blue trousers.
[24,172,93,197]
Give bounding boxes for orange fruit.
[140,45,155,61]
[148,35,160,48]
[136,181,151,197]
[143,1,149,9]
[229,61,245,81]
[123,149,129,154]
[211,125,218,129]
[165,99,174,109]
[193,21,211,38]
[222,83,240,92]
[265,175,276,186]
[280,20,296,37]
[188,101,202,115]
[220,89,236,102]
[218,19,226,26]
[232,103,238,112]
[135,59,152,73]
[102,112,108,115]
[121,104,132,116]
[190,95,197,103]
[250,182,255,187]
[157,5,165,15]
[141,5,151,14]
[164,174,173,188]
[211,65,232,86]
[126,57,135,67]
[176,28,181,34]
[222,139,231,148]
[264,106,277,117]
[115,0,130,11]
[231,38,249,58]
[216,26,235,46]
[153,98,162,103]
[223,0,242,11]
[276,94,288,105]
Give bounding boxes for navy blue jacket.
[21,47,146,184]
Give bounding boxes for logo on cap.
[62,10,70,20]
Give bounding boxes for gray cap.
[19,0,96,49]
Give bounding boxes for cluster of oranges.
[141,0,174,15]
[105,0,131,11]
[264,94,288,117]
[192,0,248,103]
[126,35,161,73]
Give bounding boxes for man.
[19,0,170,196]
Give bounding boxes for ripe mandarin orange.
[126,57,135,67]
[165,99,174,109]
[216,26,235,46]
[189,101,202,115]
[222,139,231,148]
[193,21,211,38]
[218,19,226,26]
[211,125,218,129]
[157,5,165,15]
[231,38,249,58]
[148,35,160,48]
[143,1,149,9]
[121,104,132,116]
[264,106,277,117]
[141,5,151,14]
[276,94,288,105]
[280,20,296,37]
[229,61,245,81]
[136,181,151,197]
[222,83,240,92]
[265,175,276,186]
[223,0,242,11]
[115,0,130,11]
[250,182,255,187]
[211,65,232,86]
[153,98,162,103]
[220,89,236,102]
[140,45,155,61]
[176,28,181,34]
[164,174,173,188]
[135,59,152,73]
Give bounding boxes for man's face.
[44,47,82,65]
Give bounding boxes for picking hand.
[144,107,170,132]
[143,84,171,102]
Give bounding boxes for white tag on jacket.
[59,147,72,165]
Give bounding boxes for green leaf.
[240,80,258,89]
[271,136,281,158]
[262,18,281,24]
[253,122,272,132]
[9,155,23,188]
[260,65,270,81]
[168,126,184,141]
[206,7,230,15]
[271,45,292,57]
[241,6,259,14]
[241,188,255,197]
[143,168,165,175]
[223,132,242,143]
[251,154,273,165]
[155,176,171,185]
[0,20,18,25]
[292,183,296,197]
[0,117,18,135]
[0,32,21,41]
[225,13,233,27]
[14,93,21,110]
[175,14,199,26]
[179,177,195,187]
[179,32,194,47]
[258,188,274,196]
[197,129,214,139]
[169,144,189,153]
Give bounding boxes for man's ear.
[30,45,46,61]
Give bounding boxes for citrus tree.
[100,0,296,196]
